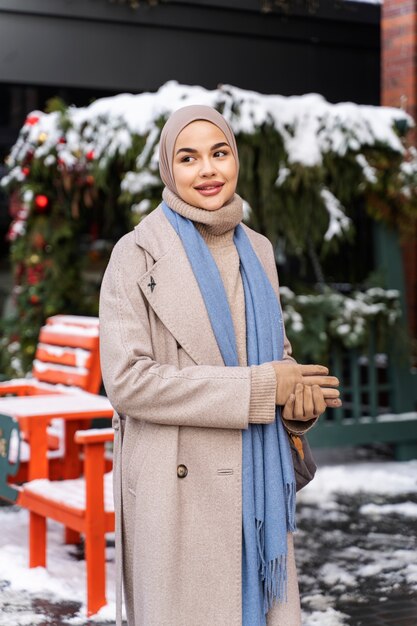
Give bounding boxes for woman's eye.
[181,155,195,163]
[214,150,228,158]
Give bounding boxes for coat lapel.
[136,209,224,367]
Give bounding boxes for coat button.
[177,464,188,478]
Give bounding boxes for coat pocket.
[125,418,153,496]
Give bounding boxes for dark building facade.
[0,0,380,157]
[0,0,380,252]
[0,0,380,105]
[0,0,380,97]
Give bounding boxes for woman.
[99,105,341,626]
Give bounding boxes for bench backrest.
[32,315,101,394]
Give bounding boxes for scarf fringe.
[256,519,289,614]
[286,481,297,533]
[256,518,266,574]
[255,481,296,613]
[263,554,288,613]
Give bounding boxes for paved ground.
[295,490,417,626]
[1,446,416,625]
[295,447,417,626]
[342,598,417,626]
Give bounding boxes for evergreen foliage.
[1,82,416,376]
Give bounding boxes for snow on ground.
[296,459,417,625]
[360,501,417,519]
[303,607,349,625]
[298,459,417,502]
[0,507,121,624]
[0,458,416,625]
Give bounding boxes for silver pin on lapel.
[148,276,156,292]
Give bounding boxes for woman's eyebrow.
[175,147,197,155]
[175,142,230,156]
[211,142,229,150]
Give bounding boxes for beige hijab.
[158,105,240,195]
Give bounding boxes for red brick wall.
[382,0,417,338]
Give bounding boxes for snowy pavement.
[0,453,416,625]
[296,454,417,625]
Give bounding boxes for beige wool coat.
[99,205,301,626]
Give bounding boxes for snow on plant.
[398,146,417,200]
[355,154,378,184]
[120,171,160,195]
[282,305,304,334]
[131,199,152,215]
[3,81,413,173]
[320,188,351,241]
[280,287,401,362]
[6,189,32,242]
[0,81,415,376]
[2,80,416,248]
[275,166,291,187]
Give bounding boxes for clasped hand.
[272,362,341,422]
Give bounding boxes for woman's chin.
[198,201,224,211]
[193,191,234,211]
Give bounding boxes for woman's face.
[172,120,238,211]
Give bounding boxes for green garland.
[1,83,417,376]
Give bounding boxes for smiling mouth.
[194,182,224,196]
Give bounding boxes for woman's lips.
[194,182,224,196]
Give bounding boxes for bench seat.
[22,472,114,513]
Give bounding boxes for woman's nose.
[199,158,216,177]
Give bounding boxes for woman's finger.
[325,398,343,408]
[298,364,329,376]
[321,388,340,399]
[312,385,327,416]
[302,375,339,388]
[282,394,295,420]
[293,383,305,420]
[302,385,315,419]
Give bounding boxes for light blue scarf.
[162,203,296,624]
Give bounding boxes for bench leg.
[85,527,106,616]
[64,420,84,479]
[29,512,46,568]
[84,439,108,616]
[64,527,81,545]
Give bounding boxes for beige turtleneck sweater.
[163,187,277,425]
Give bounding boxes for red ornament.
[58,137,66,144]
[29,294,40,304]
[33,232,46,250]
[15,263,25,280]
[34,195,49,211]
[25,115,40,126]
[27,262,44,286]
[86,150,95,161]
[9,190,22,218]
[22,167,30,176]
[27,268,41,286]
[24,150,34,165]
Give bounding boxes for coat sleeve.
[99,236,253,430]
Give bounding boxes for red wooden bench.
[0,315,116,616]
[18,427,115,617]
